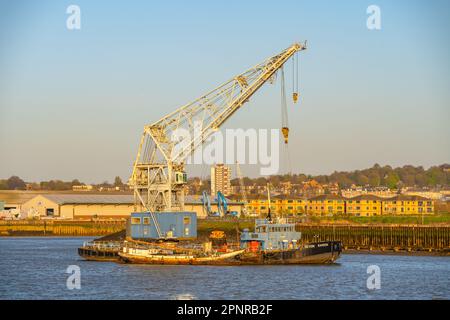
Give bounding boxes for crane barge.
[79,43,342,265]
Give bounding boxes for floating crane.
[129,43,307,224]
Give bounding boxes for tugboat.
[235,183,341,264]
[236,218,341,264]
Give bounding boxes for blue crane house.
[127,212,197,240]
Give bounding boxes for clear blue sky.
[0,0,449,183]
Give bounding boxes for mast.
[267,182,272,221]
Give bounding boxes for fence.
[297,224,450,251]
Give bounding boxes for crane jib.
[130,43,307,216]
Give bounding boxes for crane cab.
[174,171,187,184]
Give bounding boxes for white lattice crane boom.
[130,43,307,212]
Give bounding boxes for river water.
[0,237,448,300]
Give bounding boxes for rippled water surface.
[0,237,449,300]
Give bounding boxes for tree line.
[1,164,449,191]
[232,164,450,189]
[0,176,125,191]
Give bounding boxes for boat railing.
[82,241,122,250]
[255,217,297,225]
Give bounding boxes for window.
[183,216,191,224]
[46,208,54,216]
[131,217,141,224]
[143,217,150,225]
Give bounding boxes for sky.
[0,0,449,183]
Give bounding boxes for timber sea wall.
[0,220,126,236]
[297,224,450,254]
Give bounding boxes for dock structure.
[297,224,450,253]
[0,220,125,236]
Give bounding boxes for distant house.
[307,194,345,215]
[346,195,383,217]
[72,185,93,192]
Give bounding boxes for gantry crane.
[130,43,307,215]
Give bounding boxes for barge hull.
[118,241,341,265]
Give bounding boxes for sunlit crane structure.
[130,43,307,214]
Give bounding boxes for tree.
[368,172,381,187]
[0,180,8,190]
[356,173,369,186]
[71,179,82,186]
[114,176,123,187]
[6,176,26,190]
[385,172,400,189]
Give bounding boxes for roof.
[0,190,133,205]
[308,194,344,201]
[385,195,430,201]
[348,195,383,201]
[40,194,134,205]
[31,194,243,205]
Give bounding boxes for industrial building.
[18,193,243,220]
